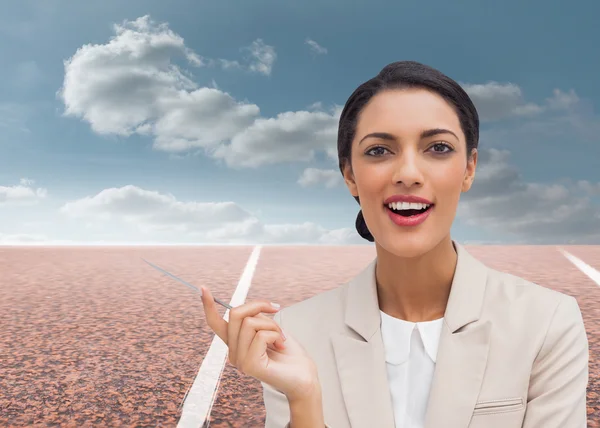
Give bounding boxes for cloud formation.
[210,38,276,76]
[61,15,588,173]
[298,168,342,188]
[461,82,579,121]
[59,15,340,167]
[459,148,600,243]
[212,106,342,167]
[59,16,261,150]
[305,38,328,55]
[0,178,47,205]
[60,184,365,245]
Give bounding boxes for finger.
[201,286,229,343]
[255,313,286,350]
[228,300,280,367]
[255,313,286,344]
[233,314,286,365]
[232,315,285,367]
[242,329,282,376]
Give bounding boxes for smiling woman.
[355,127,460,229]
[201,61,589,428]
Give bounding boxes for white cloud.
[459,148,600,243]
[577,180,600,196]
[245,39,277,76]
[212,105,342,167]
[461,82,578,121]
[59,15,260,148]
[545,88,579,110]
[59,184,365,245]
[305,38,328,55]
[60,185,250,228]
[298,168,342,188]
[0,178,47,205]
[208,38,276,76]
[61,16,592,175]
[151,88,260,152]
[59,15,342,166]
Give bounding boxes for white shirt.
[380,310,444,428]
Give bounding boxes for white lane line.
[177,245,262,428]
[558,248,600,286]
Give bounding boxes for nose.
[391,151,424,187]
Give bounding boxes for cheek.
[431,163,465,203]
[353,163,389,198]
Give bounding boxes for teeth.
[388,202,430,210]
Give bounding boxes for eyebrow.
[358,128,459,145]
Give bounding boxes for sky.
[0,0,599,245]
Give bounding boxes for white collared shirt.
[380,310,444,428]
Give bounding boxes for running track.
[1,245,599,427]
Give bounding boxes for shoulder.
[483,266,579,315]
[482,267,586,349]
[274,282,348,346]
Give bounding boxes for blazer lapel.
[331,259,396,428]
[331,242,492,428]
[424,242,492,428]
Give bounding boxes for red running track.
[1,245,599,427]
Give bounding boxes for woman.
[201,61,589,428]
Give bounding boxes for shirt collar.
[380,310,444,364]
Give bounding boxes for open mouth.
[385,202,433,217]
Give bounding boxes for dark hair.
[337,61,480,242]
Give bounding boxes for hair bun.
[355,210,375,242]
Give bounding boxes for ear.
[461,148,477,192]
[342,162,359,197]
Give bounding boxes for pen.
[142,258,233,310]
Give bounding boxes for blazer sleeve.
[261,310,331,428]
[261,310,292,427]
[522,295,589,427]
[262,382,333,428]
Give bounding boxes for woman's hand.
[200,287,321,403]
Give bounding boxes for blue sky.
[1,0,599,244]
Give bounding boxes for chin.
[375,232,440,259]
[370,204,454,259]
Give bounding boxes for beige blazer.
[261,242,589,428]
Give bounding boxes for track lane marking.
[558,248,600,287]
[177,245,262,428]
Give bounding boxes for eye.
[428,142,454,154]
[365,146,391,156]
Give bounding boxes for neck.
[375,235,457,322]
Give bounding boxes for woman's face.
[343,88,477,258]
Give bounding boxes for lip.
[385,204,433,227]
[383,194,433,205]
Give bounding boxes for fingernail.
[270,302,280,309]
[281,328,287,340]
